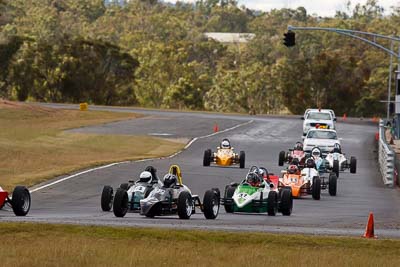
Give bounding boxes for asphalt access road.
[1,103,400,238]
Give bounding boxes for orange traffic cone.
[363,212,377,238]
[213,123,219,133]
[342,113,347,121]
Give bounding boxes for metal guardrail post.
[378,119,395,187]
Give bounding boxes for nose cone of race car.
[140,197,160,216]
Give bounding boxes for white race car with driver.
[324,143,357,177]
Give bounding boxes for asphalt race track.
[2,104,400,238]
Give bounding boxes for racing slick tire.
[267,191,278,216]
[119,183,129,191]
[239,151,245,169]
[178,191,193,219]
[11,186,31,216]
[350,157,357,173]
[101,185,113,212]
[224,185,236,213]
[203,190,220,219]
[280,188,293,216]
[278,151,286,166]
[113,188,129,217]
[203,149,211,166]
[333,159,340,178]
[328,173,337,196]
[311,176,321,200]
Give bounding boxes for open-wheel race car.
[278,142,307,167]
[0,185,31,216]
[279,158,337,200]
[203,138,245,168]
[101,166,162,216]
[222,166,293,216]
[324,143,357,178]
[113,165,220,219]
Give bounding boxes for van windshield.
[307,112,331,120]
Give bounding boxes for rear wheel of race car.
[350,157,357,173]
[203,190,220,219]
[101,186,113,211]
[280,188,293,216]
[239,151,245,169]
[311,176,321,200]
[267,191,278,216]
[113,188,129,218]
[279,151,286,166]
[178,191,193,219]
[119,183,129,191]
[224,185,236,213]
[329,173,337,196]
[203,149,211,166]
[333,159,339,178]
[11,186,31,216]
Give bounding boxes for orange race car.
[203,139,245,168]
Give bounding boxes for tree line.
[0,0,399,116]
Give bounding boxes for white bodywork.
[303,129,340,153]
[303,110,335,135]
[300,167,319,184]
[232,183,274,209]
[325,152,347,170]
[127,180,163,201]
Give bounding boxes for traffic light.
[283,31,295,47]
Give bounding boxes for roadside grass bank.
[1,222,399,267]
[0,101,184,190]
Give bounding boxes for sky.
[166,0,400,17]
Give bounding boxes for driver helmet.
[258,168,268,179]
[295,142,303,151]
[333,143,341,153]
[306,158,315,168]
[139,171,153,183]
[163,173,177,188]
[288,164,298,174]
[221,139,231,149]
[246,172,261,187]
[312,148,321,158]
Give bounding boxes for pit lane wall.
[378,120,395,187]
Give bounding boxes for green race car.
[222,166,293,216]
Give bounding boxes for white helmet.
[221,139,230,149]
[139,171,152,183]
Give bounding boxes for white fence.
[378,120,395,187]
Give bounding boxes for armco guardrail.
[378,119,395,187]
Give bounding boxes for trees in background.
[0,0,397,116]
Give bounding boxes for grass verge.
[0,101,184,190]
[0,222,399,267]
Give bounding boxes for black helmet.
[333,143,341,153]
[295,142,303,151]
[306,158,315,168]
[246,172,260,186]
[163,173,177,188]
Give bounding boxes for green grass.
[0,222,399,267]
[0,101,184,190]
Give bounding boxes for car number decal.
[134,186,146,193]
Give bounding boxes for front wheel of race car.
[203,190,220,219]
[203,149,211,166]
[267,191,278,216]
[224,185,236,213]
[11,186,31,216]
[239,151,245,169]
[329,173,337,196]
[278,151,286,166]
[280,188,293,216]
[350,157,357,173]
[333,159,339,178]
[113,188,129,217]
[101,185,113,211]
[178,191,193,219]
[311,176,321,200]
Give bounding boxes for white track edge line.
[29,119,253,193]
